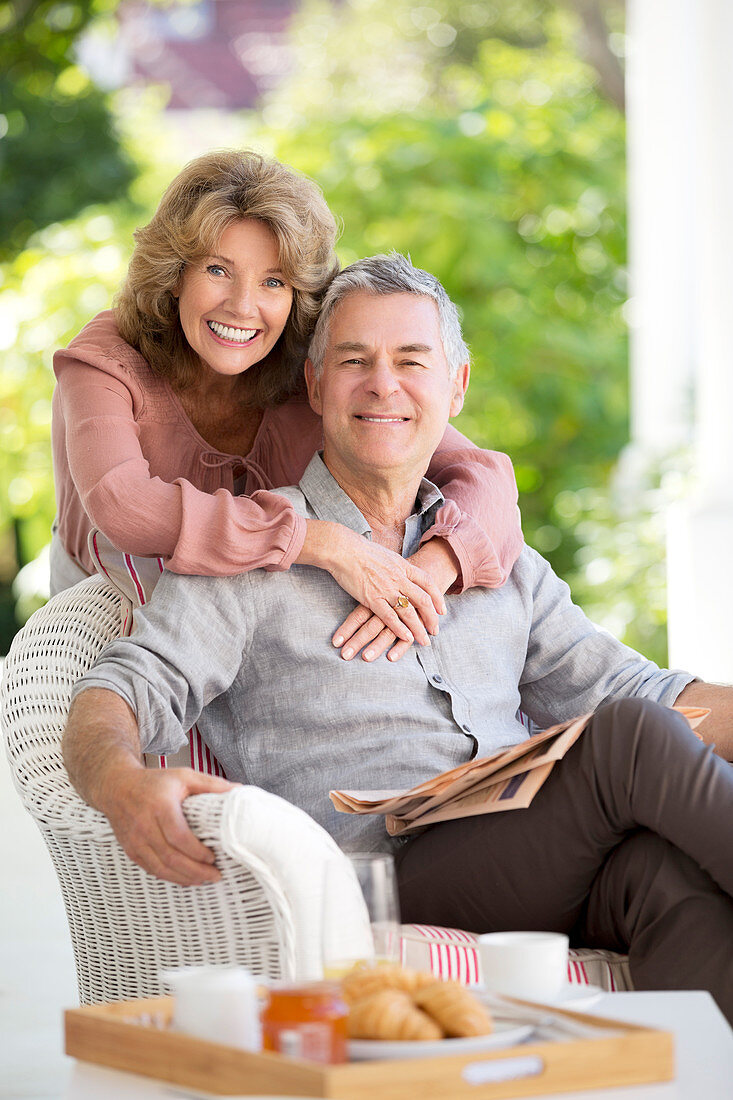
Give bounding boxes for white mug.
[477,931,569,1001]
[161,965,262,1051]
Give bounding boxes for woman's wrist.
[296,518,350,572]
[411,537,460,594]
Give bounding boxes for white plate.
[348,1020,533,1061]
[473,982,604,1011]
[542,982,604,1009]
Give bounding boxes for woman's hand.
[334,537,461,661]
[298,521,448,658]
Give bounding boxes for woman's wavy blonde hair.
[115,149,340,405]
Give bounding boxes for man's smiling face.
[306,290,468,487]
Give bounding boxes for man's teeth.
[208,321,257,343]
[358,416,406,422]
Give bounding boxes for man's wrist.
[92,744,146,815]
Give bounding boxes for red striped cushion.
[400,924,632,991]
[146,723,226,777]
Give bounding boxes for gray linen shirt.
[75,454,694,852]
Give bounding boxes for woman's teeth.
[208,321,257,343]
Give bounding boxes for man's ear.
[449,362,470,418]
[304,358,323,416]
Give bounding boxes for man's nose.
[367,359,400,396]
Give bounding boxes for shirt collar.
[299,453,444,546]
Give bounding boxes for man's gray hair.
[308,252,470,378]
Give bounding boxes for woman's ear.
[172,262,186,300]
[304,359,323,415]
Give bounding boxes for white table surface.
[62,989,733,1100]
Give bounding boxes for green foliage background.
[0,0,136,257]
[267,1,628,582]
[1,0,666,661]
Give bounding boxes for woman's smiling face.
[176,218,294,382]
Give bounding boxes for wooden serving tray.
[65,995,674,1099]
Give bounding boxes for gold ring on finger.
[394,594,410,610]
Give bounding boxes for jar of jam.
[261,981,348,1064]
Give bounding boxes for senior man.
[64,253,733,1020]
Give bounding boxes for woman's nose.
[227,279,257,315]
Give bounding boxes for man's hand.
[101,766,234,885]
[63,687,234,885]
[332,537,460,662]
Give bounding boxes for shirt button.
[462,724,472,733]
[432,674,443,684]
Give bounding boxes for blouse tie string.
[199,451,272,491]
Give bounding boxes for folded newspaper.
[330,705,709,837]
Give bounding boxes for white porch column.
[662,1,733,678]
[626,0,696,455]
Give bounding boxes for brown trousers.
[395,698,733,1023]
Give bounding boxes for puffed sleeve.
[53,347,307,575]
[424,423,524,591]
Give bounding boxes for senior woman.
[51,149,523,662]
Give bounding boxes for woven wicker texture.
[1,577,301,1004]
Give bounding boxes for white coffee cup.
[162,965,262,1051]
[477,931,569,1001]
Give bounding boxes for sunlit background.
[9,5,733,1096]
[1,0,672,663]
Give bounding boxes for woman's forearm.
[426,425,523,590]
[409,537,460,594]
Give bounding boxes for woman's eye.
[264,277,285,288]
[206,264,226,277]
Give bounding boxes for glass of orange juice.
[321,852,401,979]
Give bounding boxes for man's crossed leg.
[397,698,733,1021]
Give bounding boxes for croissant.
[413,980,493,1037]
[347,989,444,1041]
[341,963,434,1005]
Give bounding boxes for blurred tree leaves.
[0,206,131,640]
[265,0,628,589]
[0,0,136,257]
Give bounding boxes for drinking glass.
[321,852,401,978]
[348,853,401,967]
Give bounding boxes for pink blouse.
[52,310,523,590]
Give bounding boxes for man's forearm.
[675,681,733,760]
[63,686,232,885]
[63,687,146,812]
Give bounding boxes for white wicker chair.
[2,574,631,1004]
[0,575,371,1004]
